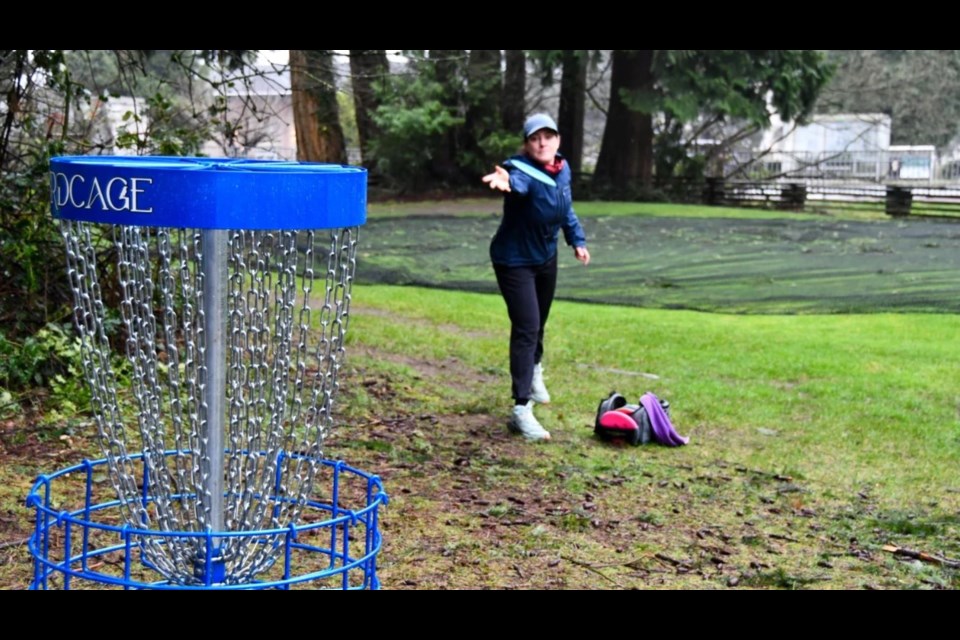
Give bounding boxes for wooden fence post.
[885,186,912,217]
[778,183,807,211]
[703,177,725,206]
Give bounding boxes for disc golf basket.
[27,157,386,590]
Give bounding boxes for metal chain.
[63,221,358,585]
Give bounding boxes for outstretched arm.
[481,165,511,192]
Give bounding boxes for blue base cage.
[27,452,387,590]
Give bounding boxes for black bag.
[594,391,671,446]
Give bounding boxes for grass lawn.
[326,284,960,589]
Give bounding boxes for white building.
[746,113,939,182]
[763,113,891,155]
[201,64,297,160]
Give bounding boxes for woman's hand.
[481,165,511,192]
[574,246,591,266]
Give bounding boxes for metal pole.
[202,229,227,535]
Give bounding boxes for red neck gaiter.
[542,157,565,176]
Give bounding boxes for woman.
[482,113,591,441]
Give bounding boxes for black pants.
[493,256,558,403]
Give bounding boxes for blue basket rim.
[50,155,367,229]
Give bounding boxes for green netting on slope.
[357,214,960,314]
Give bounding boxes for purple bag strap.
[640,393,689,447]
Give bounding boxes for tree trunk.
[428,49,467,184]
[465,49,502,177]
[558,50,587,173]
[466,50,502,132]
[348,49,388,170]
[594,49,654,191]
[502,50,526,133]
[290,49,346,163]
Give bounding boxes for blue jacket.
[489,154,587,267]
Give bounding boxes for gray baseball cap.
[523,113,558,139]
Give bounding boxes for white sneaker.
[530,363,551,404]
[508,402,551,441]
